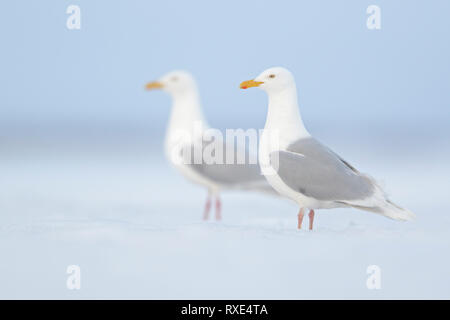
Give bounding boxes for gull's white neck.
[264,84,310,147]
[165,89,209,151]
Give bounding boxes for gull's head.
[145,70,197,96]
[240,67,295,93]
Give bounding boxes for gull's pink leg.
[308,209,315,230]
[297,208,305,229]
[215,196,222,221]
[203,194,212,220]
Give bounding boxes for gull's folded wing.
[270,138,375,201]
[179,137,276,193]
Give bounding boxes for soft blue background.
[1,0,449,146]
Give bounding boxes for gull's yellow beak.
[145,81,164,90]
[240,79,263,89]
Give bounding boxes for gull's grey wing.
[180,137,270,188]
[270,137,374,201]
[190,161,265,185]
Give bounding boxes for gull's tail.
[348,199,416,221]
[340,175,416,221]
[377,199,416,221]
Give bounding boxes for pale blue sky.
[1,1,449,143]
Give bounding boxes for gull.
[240,67,415,230]
[146,70,276,220]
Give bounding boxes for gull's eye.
[171,76,178,82]
[269,74,276,79]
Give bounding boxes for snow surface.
[1,139,449,299]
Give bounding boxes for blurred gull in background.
[146,71,276,220]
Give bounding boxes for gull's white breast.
[259,128,320,208]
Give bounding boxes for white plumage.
[146,70,276,220]
[241,67,415,229]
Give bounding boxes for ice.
[1,139,449,299]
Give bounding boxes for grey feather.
[180,137,275,192]
[270,137,374,201]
